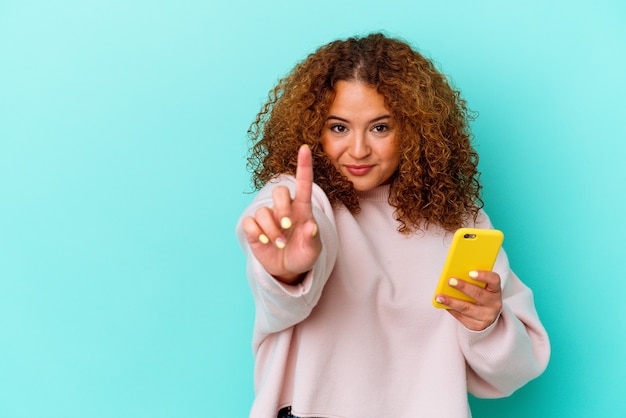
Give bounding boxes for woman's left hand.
[435,270,503,331]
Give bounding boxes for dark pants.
[278,406,326,418]
[277,406,298,418]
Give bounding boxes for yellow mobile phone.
[432,228,504,309]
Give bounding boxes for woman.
[236,33,550,418]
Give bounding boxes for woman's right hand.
[241,145,322,284]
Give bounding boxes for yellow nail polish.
[311,223,318,237]
[280,217,292,229]
[275,238,286,249]
[449,278,458,287]
[469,271,479,278]
[259,234,269,244]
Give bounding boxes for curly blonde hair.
[247,33,483,233]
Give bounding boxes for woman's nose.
[348,132,371,159]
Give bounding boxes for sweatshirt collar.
[356,184,391,202]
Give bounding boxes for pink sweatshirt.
[236,175,550,418]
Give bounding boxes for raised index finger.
[294,144,314,205]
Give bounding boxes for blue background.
[1,0,624,416]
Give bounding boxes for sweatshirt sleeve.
[457,248,551,397]
[235,175,339,351]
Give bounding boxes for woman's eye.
[372,124,389,133]
[330,124,347,133]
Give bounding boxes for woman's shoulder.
[471,209,495,229]
[258,173,296,190]
[256,174,333,209]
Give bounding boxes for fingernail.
[469,271,479,278]
[311,223,318,237]
[280,217,292,229]
[449,278,458,287]
[435,296,444,304]
[259,234,269,245]
[275,237,286,249]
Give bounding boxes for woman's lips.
[345,164,374,176]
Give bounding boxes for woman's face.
[321,81,401,192]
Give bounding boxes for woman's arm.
[236,146,339,346]
[458,252,551,397]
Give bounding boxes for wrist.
[273,271,307,285]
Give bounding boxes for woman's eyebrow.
[326,114,391,123]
